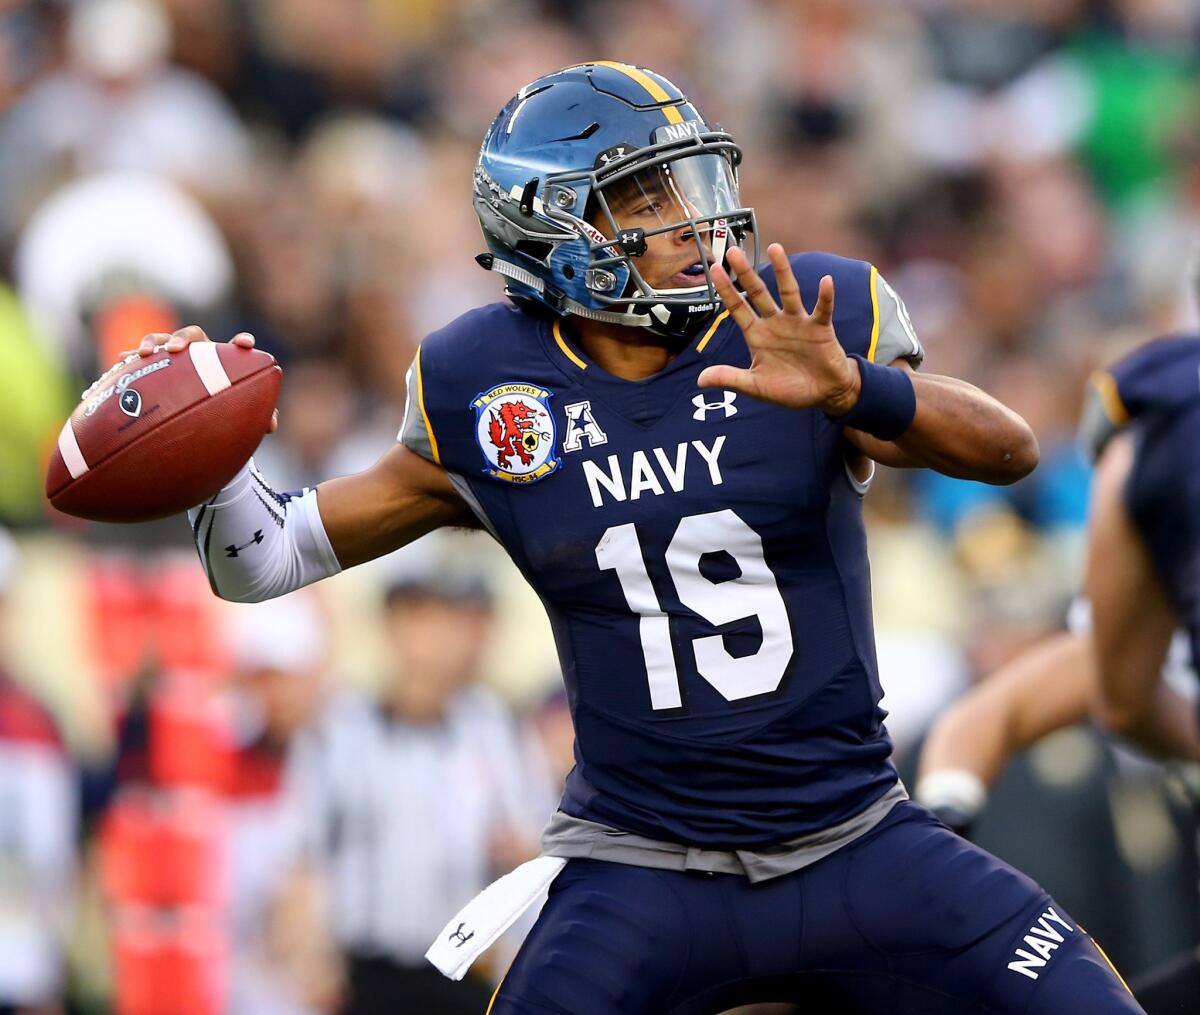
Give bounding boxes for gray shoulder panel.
[873,271,925,368]
[397,355,437,463]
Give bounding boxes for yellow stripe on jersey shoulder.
[1082,929,1133,996]
[414,346,441,465]
[591,61,685,124]
[1091,370,1131,426]
[866,264,881,363]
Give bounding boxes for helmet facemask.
[544,130,758,339]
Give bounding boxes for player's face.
[593,154,740,292]
[244,666,323,743]
[385,596,492,694]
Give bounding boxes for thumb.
[697,364,757,396]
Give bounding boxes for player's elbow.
[989,423,1039,485]
[210,577,286,605]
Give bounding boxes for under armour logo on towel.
[448,922,475,948]
[692,391,738,421]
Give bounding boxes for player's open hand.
[115,327,278,432]
[697,244,861,415]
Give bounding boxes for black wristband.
[825,354,916,441]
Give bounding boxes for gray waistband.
[540,781,908,884]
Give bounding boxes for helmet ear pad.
[547,233,630,307]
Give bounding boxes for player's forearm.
[917,631,1093,833]
[887,373,1039,484]
[921,633,1093,785]
[315,447,478,569]
[919,681,1014,789]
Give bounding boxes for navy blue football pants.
[488,802,1142,1014]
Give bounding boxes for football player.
[129,64,1141,1012]
[1078,336,1200,1013]
[917,336,1200,1012]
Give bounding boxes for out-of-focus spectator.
[251,356,380,493]
[13,172,234,383]
[0,0,250,240]
[0,3,55,116]
[298,565,553,1015]
[224,593,341,1015]
[0,528,76,1014]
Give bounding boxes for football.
[47,343,282,523]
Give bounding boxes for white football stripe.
[189,342,232,396]
[57,419,89,479]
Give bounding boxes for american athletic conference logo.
[471,382,560,484]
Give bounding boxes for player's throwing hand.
[698,244,862,415]
[118,327,278,432]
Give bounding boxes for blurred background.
[1,0,1199,1012]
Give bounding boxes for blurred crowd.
[1,0,1200,1012]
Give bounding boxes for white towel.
[426,856,567,981]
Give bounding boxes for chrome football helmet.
[473,62,757,339]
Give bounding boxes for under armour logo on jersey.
[563,400,608,452]
[692,391,738,421]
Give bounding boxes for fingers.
[131,327,255,357]
[769,244,803,315]
[709,262,757,334]
[811,274,835,327]
[697,363,758,398]
[726,247,779,319]
[267,408,279,434]
[133,332,174,357]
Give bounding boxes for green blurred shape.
[1070,31,1199,207]
[0,281,71,523]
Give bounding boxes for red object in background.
[93,295,180,372]
[100,787,230,909]
[83,554,228,690]
[84,557,151,688]
[113,906,227,1015]
[148,673,234,791]
[46,343,281,522]
[151,557,229,673]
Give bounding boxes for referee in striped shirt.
[298,569,550,1015]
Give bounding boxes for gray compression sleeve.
[186,460,341,602]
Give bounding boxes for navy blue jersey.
[1082,335,1200,678]
[401,252,922,848]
